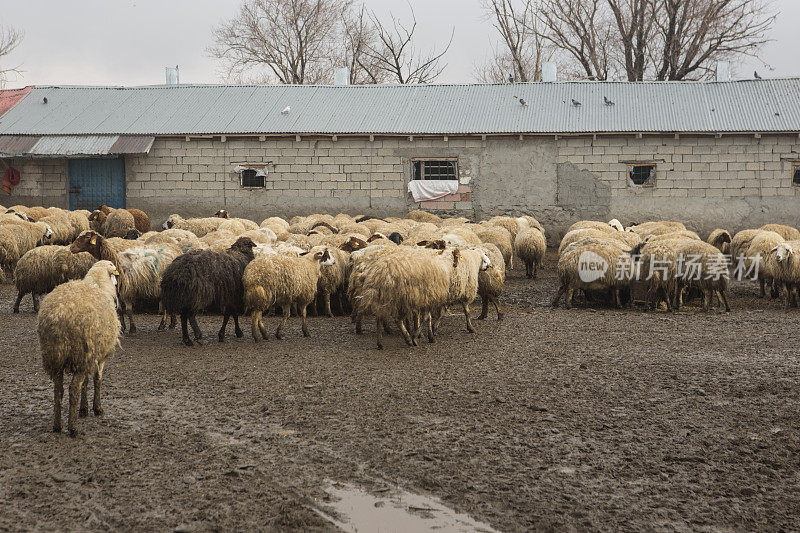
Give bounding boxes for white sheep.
[38,260,121,437]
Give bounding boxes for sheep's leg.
[478,295,489,320]
[533,261,539,279]
[180,312,193,346]
[396,318,415,346]
[613,289,622,309]
[126,303,136,334]
[157,302,167,331]
[355,313,363,335]
[251,310,263,342]
[118,302,127,333]
[53,369,64,433]
[276,306,290,340]
[189,315,203,342]
[93,362,105,416]
[308,298,318,317]
[702,290,711,312]
[79,377,89,418]
[376,318,384,350]
[425,312,435,343]
[759,277,766,298]
[218,313,230,342]
[791,286,799,308]
[492,296,503,320]
[301,305,310,337]
[322,291,333,317]
[565,288,574,309]
[68,372,86,438]
[233,315,243,338]
[169,314,177,329]
[258,313,269,340]
[525,261,533,279]
[431,308,443,335]
[12,291,23,313]
[462,302,476,333]
[551,285,566,307]
[718,290,731,313]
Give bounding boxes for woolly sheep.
[405,210,442,225]
[746,231,784,298]
[13,245,96,313]
[162,214,225,237]
[768,241,800,309]
[670,239,731,312]
[551,242,638,309]
[355,246,455,348]
[759,224,800,241]
[308,244,350,317]
[432,246,492,334]
[565,220,620,235]
[70,231,180,333]
[475,243,505,320]
[707,229,732,254]
[161,237,257,346]
[38,260,121,437]
[515,227,547,278]
[729,229,760,261]
[244,248,335,341]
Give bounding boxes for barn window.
[793,162,800,186]
[628,164,655,187]
[234,164,268,188]
[412,159,458,180]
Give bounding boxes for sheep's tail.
[244,285,270,312]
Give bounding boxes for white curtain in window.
[407,180,459,202]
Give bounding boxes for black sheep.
[160,237,256,346]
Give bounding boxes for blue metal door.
[68,158,126,210]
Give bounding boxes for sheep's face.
[772,243,793,262]
[480,252,492,271]
[608,219,624,232]
[41,224,54,242]
[314,249,335,266]
[215,210,230,219]
[70,231,101,255]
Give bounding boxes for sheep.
[629,221,687,237]
[476,243,505,320]
[405,210,442,225]
[160,237,257,346]
[670,239,731,312]
[488,216,523,241]
[244,248,335,341]
[261,216,290,234]
[12,205,51,222]
[515,227,547,278]
[565,220,621,235]
[559,228,641,256]
[707,229,732,254]
[38,260,121,437]
[767,241,800,309]
[38,211,75,245]
[162,214,225,237]
[551,242,638,309]
[70,231,181,333]
[745,231,784,298]
[434,245,492,335]
[308,244,350,317]
[96,205,151,234]
[0,221,53,276]
[90,208,136,237]
[759,223,800,241]
[13,245,97,313]
[355,246,455,348]
[729,229,760,261]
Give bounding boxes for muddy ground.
[0,250,798,531]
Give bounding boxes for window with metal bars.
[793,163,800,186]
[412,159,458,180]
[628,164,655,187]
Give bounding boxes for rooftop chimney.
[334,67,350,85]
[165,66,180,85]
[542,62,557,83]
[715,61,730,82]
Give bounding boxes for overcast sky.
[2,0,798,88]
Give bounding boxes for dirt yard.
[0,250,798,531]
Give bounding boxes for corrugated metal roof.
[0,81,799,136]
[0,135,155,157]
[0,86,32,118]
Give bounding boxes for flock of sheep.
[553,218,800,312]
[0,203,545,436]
[2,200,798,437]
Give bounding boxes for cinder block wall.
[1,158,67,209]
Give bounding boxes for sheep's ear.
[90,235,97,245]
[313,251,323,260]
[770,246,779,253]
[299,251,309,256]
[452,248,461,268]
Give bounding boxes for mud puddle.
[316,481,498,532]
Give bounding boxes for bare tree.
[653,0,776,80]
[536,0,615,80]
[0,23,23,88]
[534,0,776,81]
[363,5,453,84]
[209,0,351,84]
[340,5,390,85]
[477,0,552,83]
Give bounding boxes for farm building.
[0,74,799,235]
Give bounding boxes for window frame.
[792,162,800,187]
[625,162,656,188]
[235,163,269,189]
[411,158,459,181]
